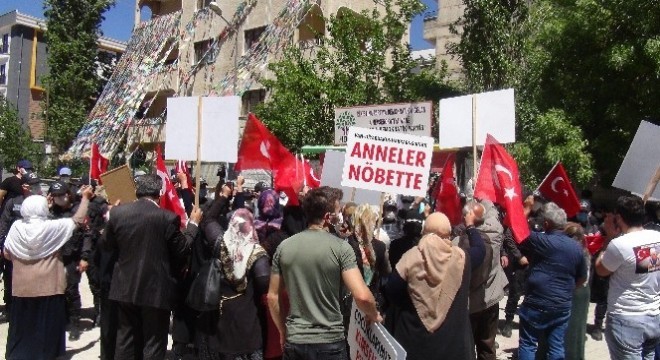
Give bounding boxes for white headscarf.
[4,195,76,261]
[223,209,260,281]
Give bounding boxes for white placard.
[165,96,240,162]
[334,102,432,145]
[347,301,406,360]
[342,127,434,197]
[321,151,382,206]
[438,88,515,149]
[613,121,660,200]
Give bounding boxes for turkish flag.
[636,247,651,261]
[274,154,321,206]
[175,160,193,190]
[434,152,462,226]
[235,113,291,171]
[475,134,530,243]
[155,145,187,229]
[90,143,109,184]
[537,162,581,218]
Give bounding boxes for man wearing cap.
[49,181,87,341]
[0,160,33,213]
[0,170,41,322]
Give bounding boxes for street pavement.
[0,276,612,359]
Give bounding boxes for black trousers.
[283,341,348,360]
[86,259,101,315]
[100,290,118,360]
[64,261,82,319]
[115,302,170,360]
[2,259,12,313]
[505,266,528,321]
[470,303,499,360]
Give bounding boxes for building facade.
[0,10,126,141]
[422,0,464,77]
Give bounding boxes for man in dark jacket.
[101,174,201,360]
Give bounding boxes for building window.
[0,64,6,85]
[242,89,266,115]
[194,39,217,65]
[197,0,213,10]
[0,34,8,54]
[244,27,266,53]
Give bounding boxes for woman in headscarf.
[196,208,270,360]
[385,211,486,360]
[3,187,93,360]
[254,189,286,258]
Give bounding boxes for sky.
[0,0,436,50]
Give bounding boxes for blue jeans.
[605,313,660,360]
[283,341,348,360]
[517,304,571,360]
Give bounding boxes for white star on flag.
[504,187,517,201]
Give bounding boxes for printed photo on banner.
[634,243,660,273]
[341,127,434,197]
[334,102,432,145]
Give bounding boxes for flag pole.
[471,95,478,189]
[642,165,660,204]
[301,153,307,188]
[89,144,93,186]
[195,96,203,208]
[535,161,560,192]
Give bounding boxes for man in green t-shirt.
[268,186,382,359]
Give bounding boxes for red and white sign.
[341,127,434,197]
[347,302,406,360]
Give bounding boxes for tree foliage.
[450,0,595,187]
[256,0,459,152]
[0,97,40,168]
[43,0,115,152]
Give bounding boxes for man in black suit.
[101,174,202,360]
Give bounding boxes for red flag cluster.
[236,114,320,205]
[90,143,109,184]
[156,145,188,228]
[475,135,530,243]
[537,162,581,218]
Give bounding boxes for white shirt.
[601,229,660,316]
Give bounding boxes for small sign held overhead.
[613,120,660,201]
[165,96,240,162]
[438,88,515,149]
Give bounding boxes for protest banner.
[613,120,660,201]
[347,301,406,360]
[100,165,137,205]
[334,102,432,145]
[165,96,240,205]
[321,151,382,206]
[341,127,434,197]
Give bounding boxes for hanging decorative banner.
[334,102,432,145]
[342,127,434,197]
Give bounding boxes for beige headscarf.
[395,212,466,332]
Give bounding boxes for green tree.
[43,0,115,152]
[0,97,40,169]
[449,0,596,187]
[526,0,660,184]
[256,0,458,152]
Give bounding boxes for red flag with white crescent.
[90,143,109,184]
[537,162,581,218]
[475,134,530,243]
[235,113,292,171]
[156,145,187,229]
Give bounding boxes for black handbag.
[186,239,224,312]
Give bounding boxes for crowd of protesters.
[0,158,658,360]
